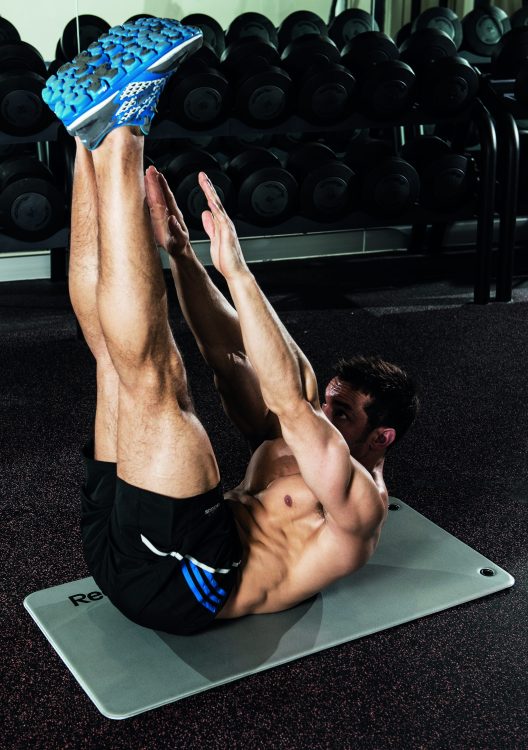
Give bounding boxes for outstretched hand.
[199,171,249,281]
[144,165,189,257]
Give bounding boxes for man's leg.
[91,128,219,498]
[69,140,119,462]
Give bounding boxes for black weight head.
[401,136,453,169]
[228,147,281,182]
[166,57,231,130]
[277,11,327,51]
[412,7,463,50]
[462,7,511,57]
[363,157,420,217]
[395,23,412,48]
[0,71,53,135]
[181,14,226,58]
[401,135,474,212]
[492,27,528,77]
[186,41,222,69]
[287,142,358,221]
[60,15,110,60]
[416,56,479,115]
[0,43,52,135]
[228,148,298,226]
[286,142,337,178]
[511,7,528,30]
[329,9,379,50]
[0,17,20,45]
[400,28,457,68]
[225,12,278,48]
[341,32,399,75]
[221,37,281,71]
[281,35,340,77]
[234,58,292,127]
[164,149,233,228]
[360,60,416,119]
[221,39,290,126]
[0,157,65,240]
[297,61,355,124]
[422,155,475,212]
[0,42,47,77]
[345,137,394,172]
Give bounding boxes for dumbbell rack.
[151,98,498,304]
[0,101,498,304]
[0,121,70,282]
[478,77,528,303]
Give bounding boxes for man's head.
[322,355,419,467]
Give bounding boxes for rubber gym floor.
[1,254,526,749]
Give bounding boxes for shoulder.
[324,461,387,540]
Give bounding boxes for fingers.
[199,171,226,219]
[157,171,185,224]
[144,165,166,211]
[201,209,216,240]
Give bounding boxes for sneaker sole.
[43,18,202,131]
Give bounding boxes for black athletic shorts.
[79,438,243,635]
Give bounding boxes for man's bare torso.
[217,437,389,619]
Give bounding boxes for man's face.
[322,377,374,461]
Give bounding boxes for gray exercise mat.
[24,499,514,720]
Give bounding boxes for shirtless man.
[45,17,418,634]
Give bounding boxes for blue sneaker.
[42,17,202,150]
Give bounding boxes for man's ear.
[371,427,396,450]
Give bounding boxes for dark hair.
[334,355,419,445]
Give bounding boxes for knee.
[118,353,189,407]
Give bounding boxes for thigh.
[116,377,220,499]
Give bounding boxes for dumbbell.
[0,42,54,135]
[0,17,20,44]
[281,35,355,124]
[277,11,327,51]
[400,29,478,116]
[163,150,233,230]
[163,44,231,130]
[411,7,463,50]
[401,136,476,213]
[328,9,379,50]
[225,12,278,48]
[0,156,65,240]
[341,33,415,120]
[345,138,420,218]
[221,37,292,127]
[491,27,528,77]
[226,148,298,226]
[462,4,511,57]
[181,14,225,58]
[286,142,358,222]
[59,15,110,61]
[400,27,458,67]
[396,23,412,48]
[511,4,528,29]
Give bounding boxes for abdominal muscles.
[219,472,356,618]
